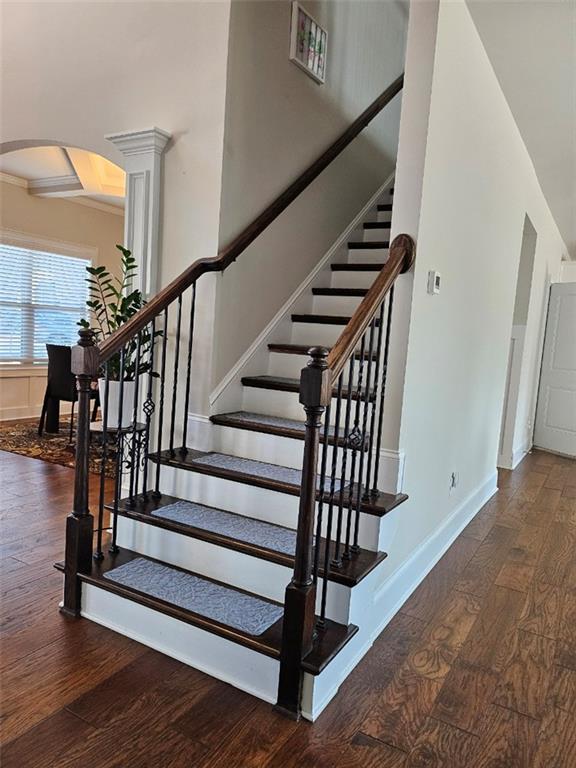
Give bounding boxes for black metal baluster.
[110,347,125,553]
[313,405,331,589]
[363,300,386,499]
[181,285,196,454]
[141,319,156,500]
[343,335,365,559]
[319,375,343,624]
[352,319,376,551]
[94,362,109,560]
[128,332,142,507]
[333,354,355,567]
[153,308,169,498]
[371,287,394,496]
[169,294,183,458]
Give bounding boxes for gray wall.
[214,0,408,384]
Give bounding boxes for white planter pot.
[99,379,136,429]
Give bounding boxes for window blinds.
[0,243,90,364]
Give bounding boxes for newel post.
[62,329,100,617]
[276,347,331,718]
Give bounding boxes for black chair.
[38,344,99,441]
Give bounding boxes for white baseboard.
[304,471,498,719]
[498,439,532,470]
[209,171,396,410]
[0,403,72,421]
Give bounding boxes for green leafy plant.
[78,245,160,380]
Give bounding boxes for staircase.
[60,75,415,720]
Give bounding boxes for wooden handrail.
[326,234,415,381]
[99,74,404,361]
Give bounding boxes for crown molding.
[0,171,28,188]
[70,196,124,216]
[29,174,82,195]
[106,127,171,157]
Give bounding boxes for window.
[0,243,90,364]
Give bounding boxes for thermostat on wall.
[427,270,441,294]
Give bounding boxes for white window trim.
[0,229,98,366]
[0,228,98,263]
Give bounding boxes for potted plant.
[78,246,159,429]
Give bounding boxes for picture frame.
[289,1,328,85]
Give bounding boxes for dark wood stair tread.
[114,492,386,587]
[241,375,376,401]
[148,448,407,517]
[377,203,393,211]
[79,548,358,673]
[291,314,351,326]
[331,263,385,271]
[311,288,368,296]
[268,343,377,362]
[291,313,380,327]
[363,222,391,230]
[347,241,389,249]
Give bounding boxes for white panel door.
[534,283,576,457]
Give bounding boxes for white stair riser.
[330,270,379,290]
[115,516,352,623]
[212,423,378,491]
[291,321,344,347]
[312,295,364,315]
[82,584,281,708]
[376,210,392,224]
[347,247,389,264]
[156,463,382,550]
[242,384,373,425]
[363,227,392,243]
[267,350,379,387]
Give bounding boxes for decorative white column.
[106,127,171,297]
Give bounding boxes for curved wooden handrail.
[99,74,404,361]
[326,234,415,381]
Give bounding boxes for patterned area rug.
[0,417,115,477]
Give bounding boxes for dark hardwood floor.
[1,448,575,767]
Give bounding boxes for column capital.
[106,127,171,158]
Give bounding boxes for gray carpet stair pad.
[151,500,298,555]
[221,411,336,437]
[191,452,345,493]
[103,557,283,636]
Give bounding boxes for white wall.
[0,1,232,416]
[560,262,576,283]
[387,0,568,574]
[214,0,408,384]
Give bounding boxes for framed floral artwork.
[289,2,328,84]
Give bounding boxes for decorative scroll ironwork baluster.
[95,362,109,561]
[313,404,330,588]
[154,308,169,498]
[333,354,355,567]
[110,348,125,554]
[128,332,142,507]
[371,286,394,496]
[319,375,343,625]
[141,319,156,500]
[343,335,365,559]
[363,300,386,500]
[353,319,376,551]
[181,286,196,454]
[169,294,183,457]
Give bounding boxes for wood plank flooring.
[1,448,575,767]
